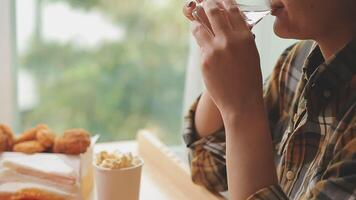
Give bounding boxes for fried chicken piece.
[15,124,55,150]
[13,141,45,154]
[0,124,15,152]
[53,129,91,155]
[15,128,37,144]
[36,129,55,149]
[15,124,49,144]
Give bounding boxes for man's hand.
[190,0,263,119]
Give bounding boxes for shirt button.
[286,170,295,180]
[323,90,331,98]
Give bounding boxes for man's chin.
[272,20,310,40]
[273,20,297,39]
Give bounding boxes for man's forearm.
[222,101,278,200]
[195,91,224,137]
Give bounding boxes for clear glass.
[192,0,271,33]
[15,0,189,144]
[238,4,271,26]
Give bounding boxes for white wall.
[0,0,16,126]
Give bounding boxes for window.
[2,0,296,145]
[15,0,189,144]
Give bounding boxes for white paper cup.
[94,158,144,200]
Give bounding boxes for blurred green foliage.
[19,0,189,144]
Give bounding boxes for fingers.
[222,0,249,30]
[192,5,214,35]
[203,0,230,35]
[183,1,197,21]
[191,21,213,47]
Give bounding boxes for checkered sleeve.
[183,96,228,194]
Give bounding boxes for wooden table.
[91,131,222,200]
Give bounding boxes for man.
[182,0,356,199]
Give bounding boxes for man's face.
[271,0,355,40]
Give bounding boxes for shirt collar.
[303,38,356,98]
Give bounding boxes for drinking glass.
[192,0,271,33]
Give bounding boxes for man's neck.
[315,27,355,61]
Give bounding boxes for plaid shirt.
[183,39,356,199]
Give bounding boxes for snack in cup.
[93,150,143,200]
[95,150,141,169]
